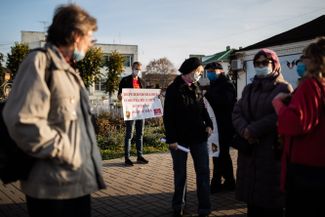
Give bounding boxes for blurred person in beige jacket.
[2,4,106,217]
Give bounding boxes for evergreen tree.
[76,47,104,88]
[104,50,125,107]
[6,42,29,78]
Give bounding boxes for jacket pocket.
[50,96,82,170]
[31,159,81,186]
[54,161,82,185]
[50,96,78,123]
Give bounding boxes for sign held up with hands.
[121,88,163,120]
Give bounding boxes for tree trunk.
[108,93,112,112]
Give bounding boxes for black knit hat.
[179,57,202,74]
[204,62,223,70]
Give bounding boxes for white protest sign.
[203,97,220,158]
[122,88,163,120]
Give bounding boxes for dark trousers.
[285,187,325,217]
[211,144,235,186]
[247,205,283,217]
[170,142,211,215]
[124,119,144,159]
[26,195,91,217]
[285,164,325,217]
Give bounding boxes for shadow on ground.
[91,190,246,217]
[0,190,246,217]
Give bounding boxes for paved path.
[0,150,246,217]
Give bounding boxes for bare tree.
[145,57,177,89]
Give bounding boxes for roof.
[202,49,234,64]
[240,15,325,51]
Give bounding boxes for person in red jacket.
[272,37,325,217]
[118,62,149,166]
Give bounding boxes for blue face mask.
[207,71,219,81]
[296,63,305,77]
[255,66,272,77]
[73,48,85,62]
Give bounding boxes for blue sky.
[0,0,324,68]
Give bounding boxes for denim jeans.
[124,119,144,159]
[170,142,211,215]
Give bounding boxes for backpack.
[0,48,53,184]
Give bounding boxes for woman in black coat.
[163,57,213,217]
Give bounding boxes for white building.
[232,15,325,98]
[90,43,138,99]
[21,31,46,48]
[21,31,138,113]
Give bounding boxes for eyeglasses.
[90,39,97,45]
[254,60,272,66]
[84,31,97,46]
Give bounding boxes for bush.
[95,113,167,160]
[143,126,165,146]
[96,112,124,137]
[145,117,164,128]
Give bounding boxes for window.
[102,54,109,65]
[95,79,106,92]
[122,54,133,67]
[102,53,133,67]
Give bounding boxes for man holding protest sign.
[118,62,149,166]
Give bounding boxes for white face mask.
[133,70,141,77]
[193,71,201,82]
[255,66,272,77]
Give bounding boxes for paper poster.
[122,88,163,120]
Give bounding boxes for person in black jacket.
[163,57,213,217]
[204,62,236,193]
[118,61,149,166]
